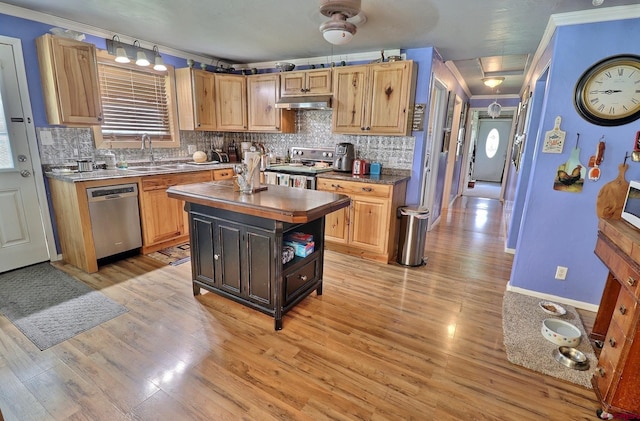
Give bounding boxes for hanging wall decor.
[553,133,586,193]
[542,116,566,153]
[587,137,605,181]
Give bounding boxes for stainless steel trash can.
[396,206,429,266]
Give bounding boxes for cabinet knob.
[628,276,636,287]
[214,254,219,260]
[299,275,307,281]
[598,367,606,377]
[331,183,341,189]
[609,337,616,348]
[619,304,627,315]
[361,187,372,192]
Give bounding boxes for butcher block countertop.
[167,181,350,224]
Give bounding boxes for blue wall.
[510,18,640,305]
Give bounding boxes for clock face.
[574,55,640,126]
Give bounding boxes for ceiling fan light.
[482,77,505,88]
[320,14,357,45]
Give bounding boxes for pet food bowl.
[541,318,582,347]
[552,346,590,371]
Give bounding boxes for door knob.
[20,170,31,177]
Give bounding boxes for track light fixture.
[133,40,150,67]
[106,36,166,71]
[152,46,167,71]
[112,35,130,63]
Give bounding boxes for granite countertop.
[167,181,351,224]
[316,171,410,185]
[45,162,237,182]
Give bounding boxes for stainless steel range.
[263,146,334,189]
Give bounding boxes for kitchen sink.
[127,164,189,172]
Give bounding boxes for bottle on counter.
[116,154,128,169]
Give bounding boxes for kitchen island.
[167,181,350,330]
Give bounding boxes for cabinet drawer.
[600,320,626,371]
[594,358,617,402]
[213,168,234,180]
[595,234,640,298]
[284,255,319,303]
[142,172,211,191]
[316,179,391,198]
[611,288,637,338]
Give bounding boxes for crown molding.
[0,2,225,65]
[242,49,402,70]
[444,60,471,99]
[522,4,640,97]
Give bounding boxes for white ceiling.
[2,0,639,96]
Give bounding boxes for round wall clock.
[574,54,640,126]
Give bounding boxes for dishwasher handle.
[87,183,139,202]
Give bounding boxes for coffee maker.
[333,142,355,172]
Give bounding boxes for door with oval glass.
[0,38,52,272]
[472,118,512,183]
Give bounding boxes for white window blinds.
[97,62,172,139]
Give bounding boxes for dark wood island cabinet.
[167,182,350,330]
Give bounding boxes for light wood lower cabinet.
[317,178,407,263]
[139,172,212,253]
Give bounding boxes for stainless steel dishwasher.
[87,183,142,259]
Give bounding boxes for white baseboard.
[506,283,599,313]
[504,246,515,255]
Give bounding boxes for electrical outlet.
[555,266,568,280]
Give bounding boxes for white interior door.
[420,78,447,230]
[473,119,512,182]
[0,40,51,272]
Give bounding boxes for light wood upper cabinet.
[175,68,216,131]
[36,34,103,126]
[247,74,294,133]
[332,61,416,136]
[215,74,247,131]
[280,69,332,97]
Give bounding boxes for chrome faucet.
[140,133,155,165]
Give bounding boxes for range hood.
[275,95,332,110]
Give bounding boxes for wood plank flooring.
[0,196,601,420]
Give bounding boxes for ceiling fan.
[319,0,367,45]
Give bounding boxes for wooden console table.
[591,218,640,419]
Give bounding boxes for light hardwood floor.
[0,196,601,420]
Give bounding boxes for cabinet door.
[332,66,368,134]
[191,215,216,287]
[247,74,282,132]
[213,219,273,307]
[280,71,306,96]
[176,68,216,131]
[193,70,217,130]
[306,69,332,95]
[324,206,349,244]
[36,34,103,125]
[368,61,415,135]
[215,74,247,131]
[140,188,184,245]
[349,195,390,253]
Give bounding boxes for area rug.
[0,262,127,350]
[147,243,191,266]
[502,291,596,389]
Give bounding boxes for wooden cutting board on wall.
[596,163,629,219]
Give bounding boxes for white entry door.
[0,40,50,272]
[473,119,512,182]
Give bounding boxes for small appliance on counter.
[333,142,355,172]
[370,162,382,176]
[211,150,230,163]
[352,158,370,176]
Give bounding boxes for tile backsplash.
[37,111,415,169]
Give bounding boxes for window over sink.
[92,50,180,149]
